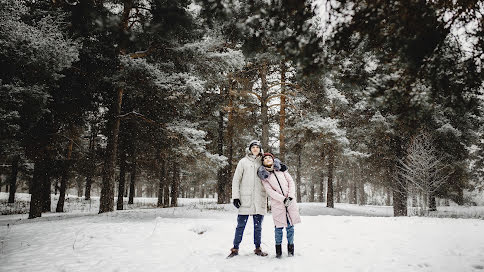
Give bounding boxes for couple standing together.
[228,140,301,259]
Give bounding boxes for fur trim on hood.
[257,158,288,179]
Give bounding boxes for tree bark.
[7,156,19,203]
[41,162,51,213]
[99,88,123,213]
[99,0,133,213]
[226,88,235,204]
[170,162,179,207]
[393,139,408,216]
[327,145,335,208]
[259,61,269,149]
[157,157,166,207]
[295,146,302,203]
[428,194,437,211]
[85,124,97,200]
[128,153,137,204]
[116,147,127,210]
[319,150,326,203]
[163,165,170,207]
[309,183,315,202]
[335,178,341,203]
[56,139,74,212]
[29,159,46,219]
[357,172,366,205]
[279,60,286,161]
[217,110,226,204]
[386,187,392,206]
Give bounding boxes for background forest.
[1,0,483,219]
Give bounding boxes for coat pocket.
[240,195,252,208]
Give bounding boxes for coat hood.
[257,158,288,179]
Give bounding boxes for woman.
[258,152,301,258]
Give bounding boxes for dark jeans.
[233,214,264,249]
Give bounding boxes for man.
[227,140,268,258]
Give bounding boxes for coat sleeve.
[262,178,286,203]
[284,171,296,199]
[231,159,244,200]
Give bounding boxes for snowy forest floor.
[1,198,484,271]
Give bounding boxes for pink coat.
[261,170,301,228]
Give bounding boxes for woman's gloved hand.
[283,197,293,207]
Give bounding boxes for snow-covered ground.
[1,201,484,272]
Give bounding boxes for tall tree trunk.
[357,169,366,205]
[76,179,83,197]
[217,110,226,204]
[386,187,392,206]
[309,183,315,202]
[428,194,437,211]
[319,150,326,202]
[393,139,408,216]
[8,156,19,203]
[99,0,133,213]
[171,162,179,207]
[226,89,235,204]
[29,159,46,219]
[163,165,170,207]
[128,153,137,204]
[327,145,335,208]
[349,165,357,204]
[116,147,127,210]
[85,125,97,200]
[335,178,341,203]
[157,157,166,207]
[128,124,138,204]
[295,146,302,203]
[56,139,74,212]
[393,178,407,216]
[41,162,51,213]
[279,60,286,161]
[85,175,92,200]
[259,61,269,149]
[99,88,124,213]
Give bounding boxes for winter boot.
[254,247,268,257]
[227,248,238,258]
[275,244,282,259]
[288,244,294,257]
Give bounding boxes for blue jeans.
[233,214,264,249]
[275,219,294,245]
